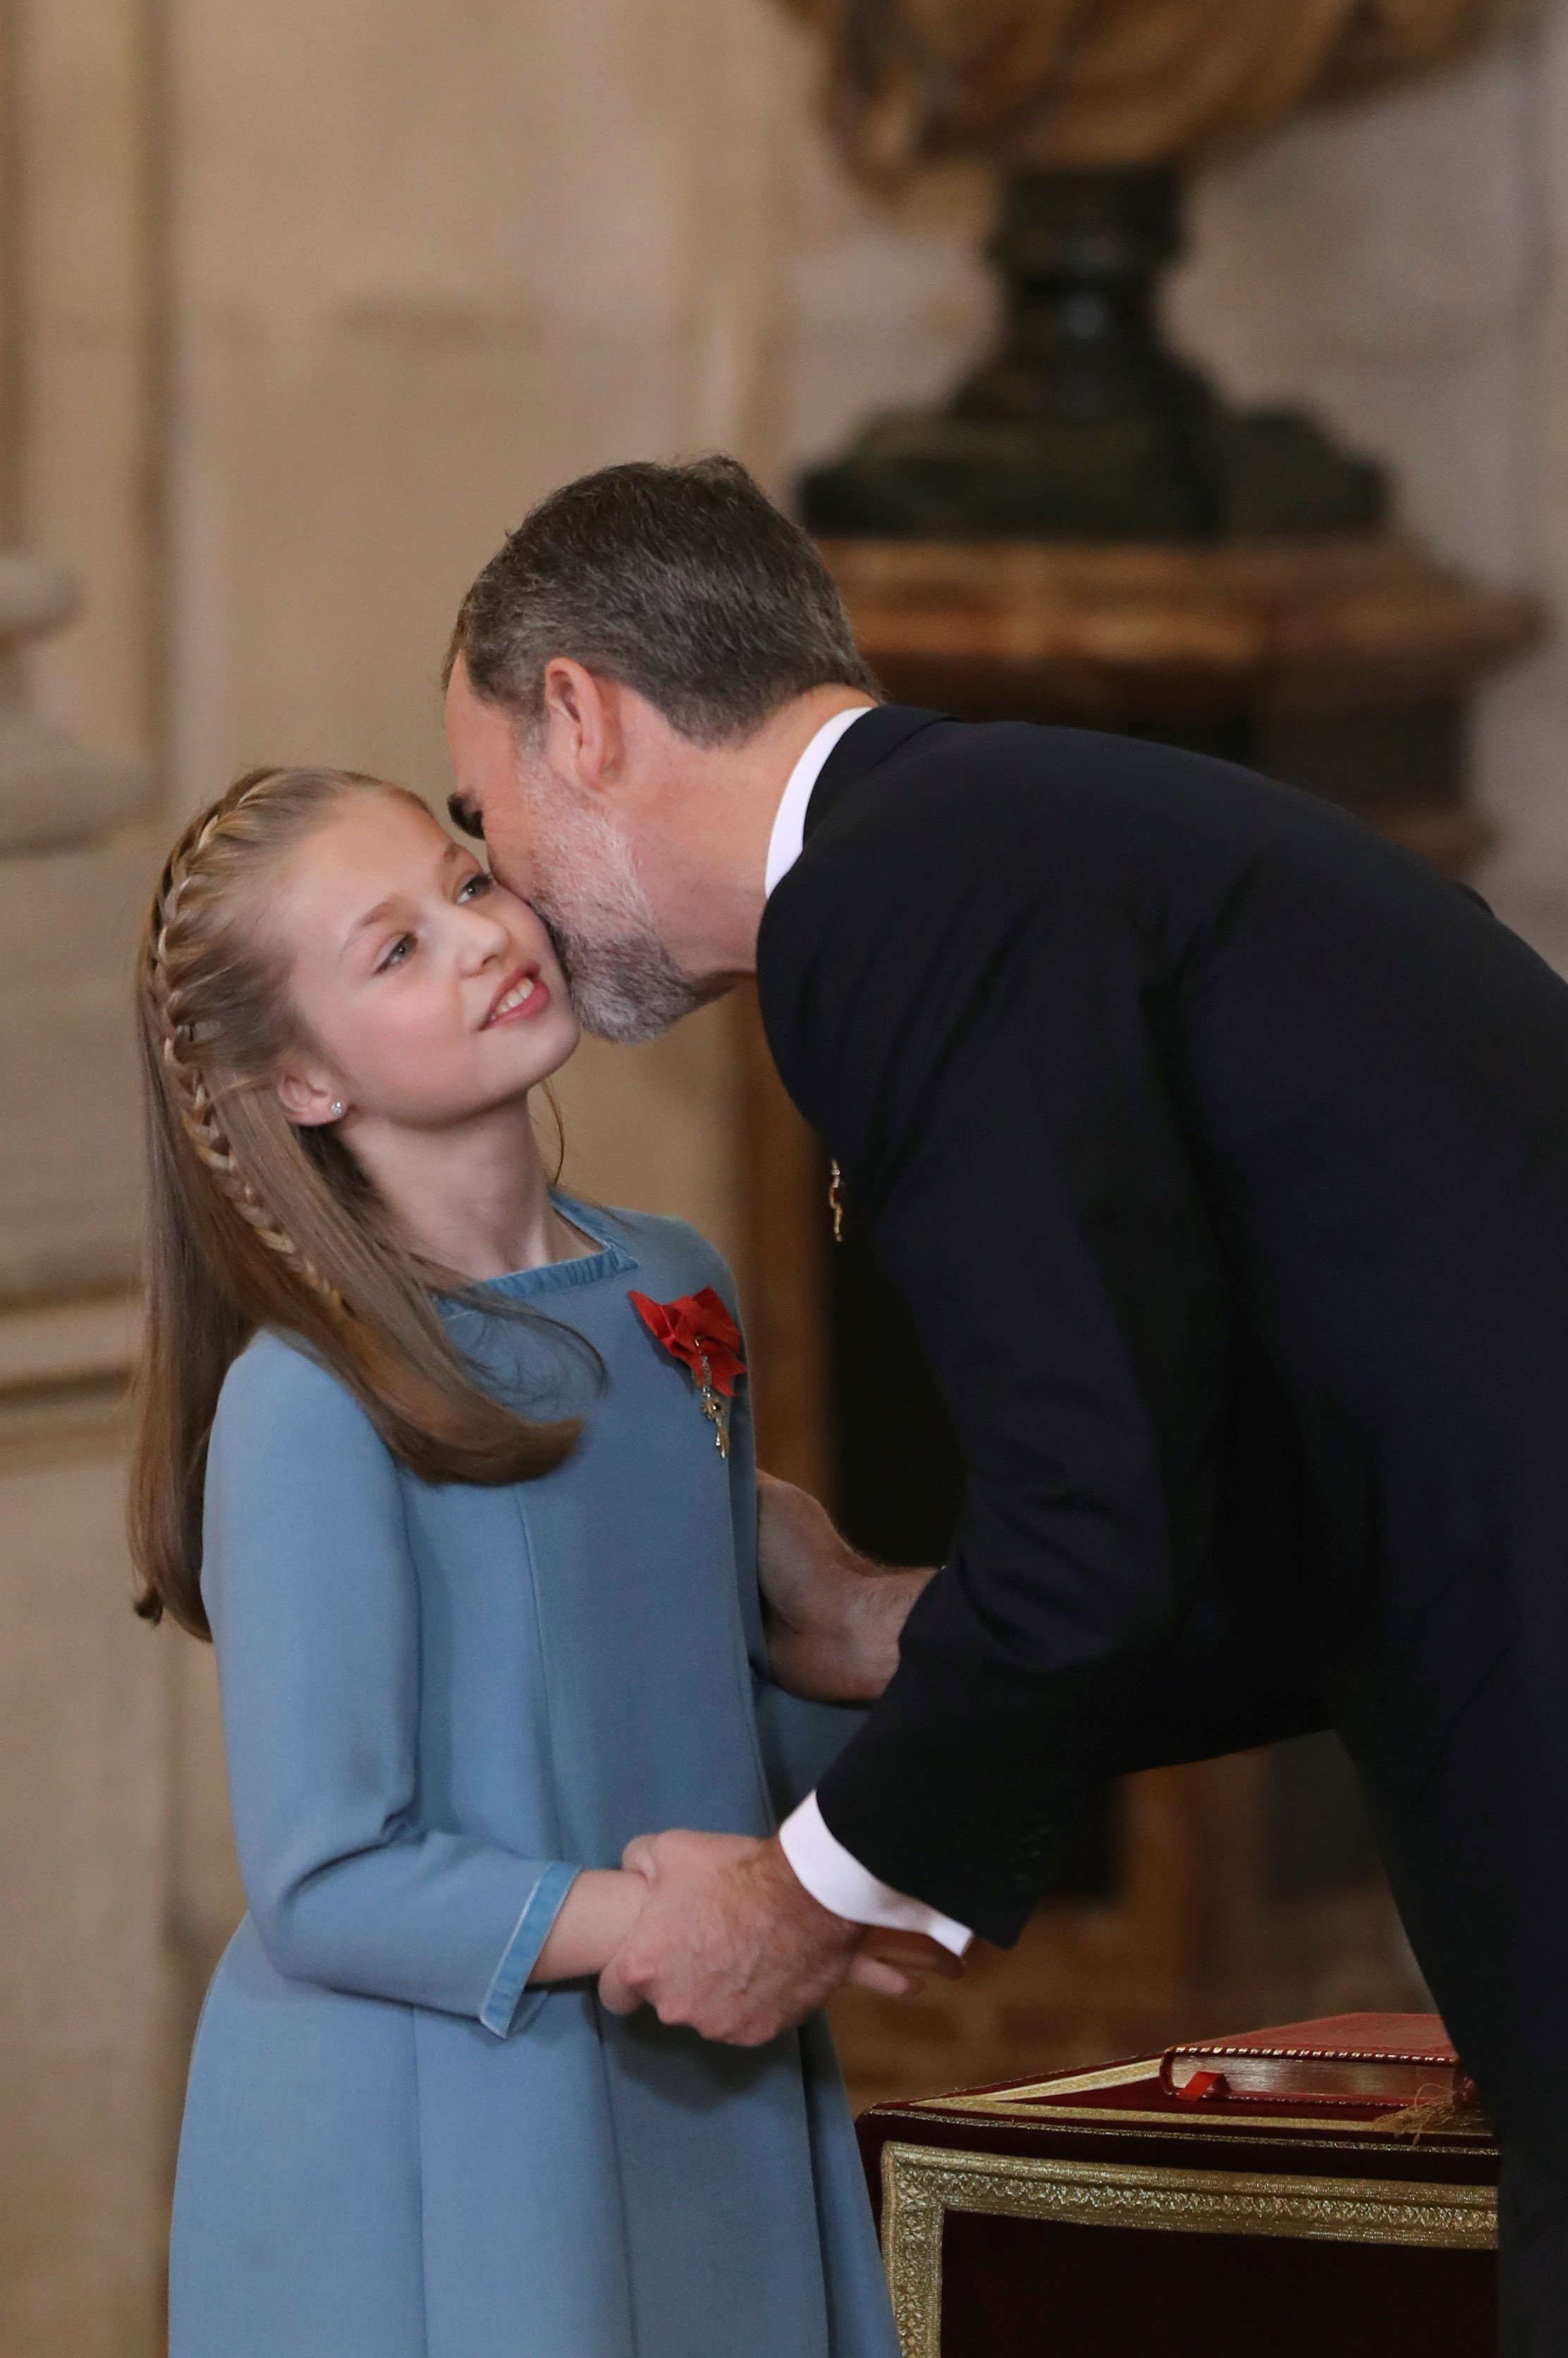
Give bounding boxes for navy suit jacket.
[756,706,1568,1945]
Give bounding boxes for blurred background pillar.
[0,555,162,2354]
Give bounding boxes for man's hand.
[850,1926,967,1997]
[757,1471,931,1703]
[596,1827,955,2043]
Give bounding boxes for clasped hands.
[596,1476,958,2046]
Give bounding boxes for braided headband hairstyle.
[128,765,581,1639]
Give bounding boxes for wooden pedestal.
[817,532,1539,879]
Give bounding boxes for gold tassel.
[1381,2087,1490,2139]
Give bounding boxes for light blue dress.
[169,1199,899,2358]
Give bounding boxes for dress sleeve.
[201,1336,577,2038]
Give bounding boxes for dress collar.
[467,1192,639,1302]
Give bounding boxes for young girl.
[130,765,902,2357]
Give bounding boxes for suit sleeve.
[762,795,1278,1941]
[202,1338,577,2036]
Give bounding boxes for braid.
[146,774,346,1315]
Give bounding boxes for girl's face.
[269,790,580,1131]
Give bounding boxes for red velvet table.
[857,2051,1498,2358]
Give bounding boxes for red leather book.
[857,2017,1499,2358]
[1159,2011,1471,2106]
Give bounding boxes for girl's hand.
[529,1868,649,1985]
[757,1472,931,1702]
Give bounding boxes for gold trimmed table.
[857,2054,1499,2357]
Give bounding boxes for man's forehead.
[443,654,487,740]
[445,662,517,774]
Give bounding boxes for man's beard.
[529,798,713,1045]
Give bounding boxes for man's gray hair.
[447,455,878,744]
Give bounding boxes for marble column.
[0,555,170,2358]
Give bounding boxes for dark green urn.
[800,168,1388,542]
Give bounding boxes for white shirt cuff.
[778,1792,973,1957]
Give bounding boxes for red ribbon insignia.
[627,1288,746,1396]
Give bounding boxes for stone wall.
[2,1,1567,2348]
[1167,12,1568,970]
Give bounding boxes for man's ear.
[539,659,623,798]
[274,1062,348,1129]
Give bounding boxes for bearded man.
[445,454,1568,2354]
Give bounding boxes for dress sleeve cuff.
[778,1792,973,1956]
[479,1862,580,2037]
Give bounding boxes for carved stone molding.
[0,554,155,1305]
[0,554,150,857]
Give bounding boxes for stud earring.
[330,1100,345,1118]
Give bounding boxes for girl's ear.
[274,1061,348,1129]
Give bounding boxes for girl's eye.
[457,869,493,903]
[376,933,415,972]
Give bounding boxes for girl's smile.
[483,965,551,1026]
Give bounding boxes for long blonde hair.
[130,764,582,1639]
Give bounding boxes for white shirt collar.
[763,706,874,900]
